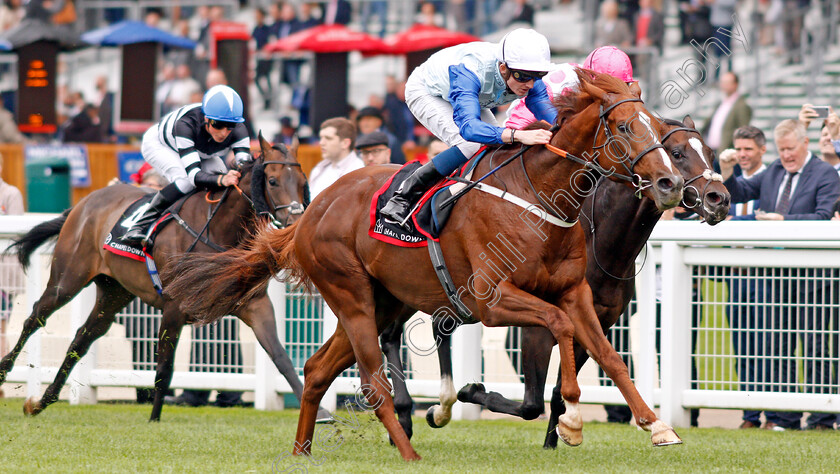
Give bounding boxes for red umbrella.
[264,24,388,54]
[384,24,481,55]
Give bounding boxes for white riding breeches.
[142,123,227,194]
[405,70,497,159]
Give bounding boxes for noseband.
[237,159,308,229]
[659,126,724,211]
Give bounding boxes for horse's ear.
[290,135,300,160]
[683,115,696,129]
[257,130,271,159]
[628,81,642,99]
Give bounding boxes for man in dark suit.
[322,0,351,25]
[721,119,840,431]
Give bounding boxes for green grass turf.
[0,398,837,473]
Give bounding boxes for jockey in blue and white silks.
[380,28,558,226]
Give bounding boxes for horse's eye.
[268,177,278,186]
[671,149,683,159]
[617,123,628,133]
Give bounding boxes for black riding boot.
[380,162,443,226]
[121,185,181,244]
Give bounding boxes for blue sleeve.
[723,172,762,204]
[832,139,840,156]
[524,80,557,125]
[447,64,504,144]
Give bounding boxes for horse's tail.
[4,209,71,271]
[163,222,307,324]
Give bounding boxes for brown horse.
[165,70,685,461]
[0,134,330,422]
[383,116,731,444]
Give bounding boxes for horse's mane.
[553,68,635,120]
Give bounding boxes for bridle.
[659,126,723,212]
[591,97,667,198]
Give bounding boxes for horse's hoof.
[649,420,682,446]
[457,383,485,403]
[555,419,583,447]
[23,397,41,416]
[315,408,333,424]
[425,405,449,428]
[652,428,682,446]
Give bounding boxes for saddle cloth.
[103,193,173,261]
[369,148,488,247]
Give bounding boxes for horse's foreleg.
[380,320,414,441]
[478,281,583,446]
[149,306,187,422]
[236,294,331,421]
[292,325,356,458]
[562,284,681,446]
[26,283,132,416]
[427,317,456,428]
[544,343,589,449]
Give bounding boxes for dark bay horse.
[164,70,685,461]
[391,116,731,444]
[0,134,329,422]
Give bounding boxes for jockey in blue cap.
[122,85,252,244]
[380,28,557,226]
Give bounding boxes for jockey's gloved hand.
[235,155,253,169]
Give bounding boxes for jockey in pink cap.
[505,46,635,129]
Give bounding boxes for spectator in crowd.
[633,0,664,52]
[356,131,392,167]
[321,0,351,25]
[594,0,633,48]
[781,0,809,64]
[298,2,321,30]
[417,1,444,27]
[0,102,24,143]
[95,75,115,142]
[0,151,24,399]
[427,139,447,160]
[155,62,178,116]
[61,103,104,143]
[252,7,274,111]
[493,0,535,29]
[356,106,405,165]
[716,126,768,429]
[309,117,362,197]
[798,104,840,176]
[272,1,304,86]
[720,119,840,431]
[360,0,388,37]
[384,76,416,153]
[168,64,202,109]
[273,116,298,147]
[708,0,737,76]
[702,72,752,159]
[0,0,24,32]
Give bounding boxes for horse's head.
[562,69,684,210]
[659,116,730,225]
[243,132,309,228]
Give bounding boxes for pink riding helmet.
[583,46,635,83]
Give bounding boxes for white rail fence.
[1,215,838,427]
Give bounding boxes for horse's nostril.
[706,191,723,205]
[656,177,674,192]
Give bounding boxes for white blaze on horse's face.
[688,137,710,169]
[638,112,673,172]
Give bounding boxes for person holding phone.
[799,104,840,173]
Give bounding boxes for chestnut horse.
[165,70,685,460]
[0,135,330,422]
[381,116,731,444]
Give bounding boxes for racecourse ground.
[0,398,836,473]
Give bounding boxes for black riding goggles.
[509,69,548,83]
[208,119,237,130]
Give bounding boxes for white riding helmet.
[496,28,551,72]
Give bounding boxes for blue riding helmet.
[202,85,245,123]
